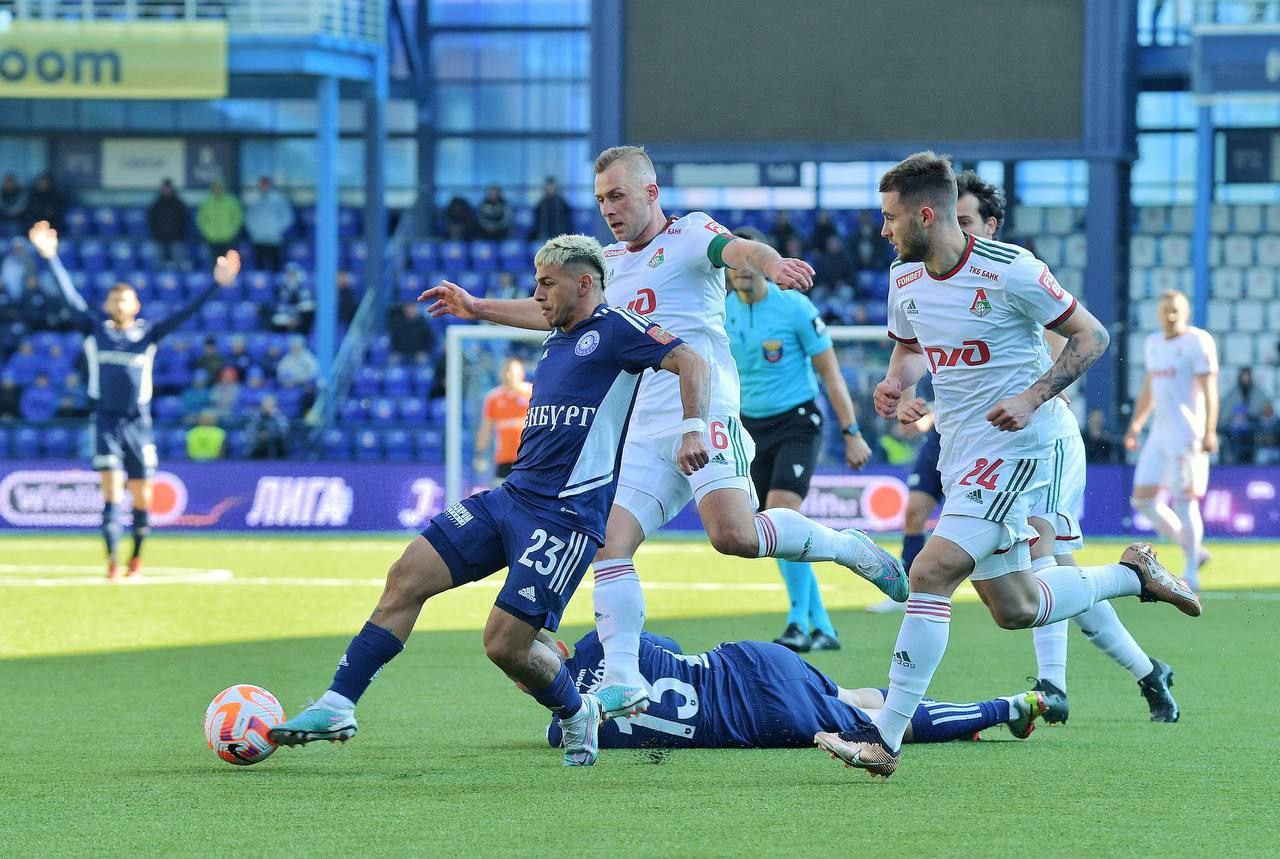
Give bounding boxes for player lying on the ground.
[542,630,1059,750]
[269,235,709,766]
[28,220,240,580]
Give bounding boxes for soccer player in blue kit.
[28,220,241,579]
[270,235,711,766]
[543,630,1059,750]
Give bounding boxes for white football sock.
[592,558,646,688]
[1028,555,1069,690]
[1032,564,1141,626]
[1170,496,1204,587]
[1073,600,1154,680]
[317,690,355,712]
[1133,497,1183,543]
[753,509,856,565]
[874,593,952,749]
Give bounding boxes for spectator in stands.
[148,179,189,269]
[19,371,57,422]
[225,335,258,379]
[247,395,290,459]
[244,176,295,273]
[813,234,857,291]
[389,301,436,357]
[19,273,61,331]
[270,262,316,333]
[181,369,212,425]
[852,211,887,270]
[1,173,28,234]
[24,172,62,230]
[336,271,360,324]
[1083,408,1119,464]
[492,270,521,300]
[1223,403,1256,464]
[209,365,241,424]
[1256,401,1280,466]
[186,410,226,461]
[529,176,571,240]
[782,235,806,265]
[809,210,839,253]
[476,184,513,240]
[0,372,19,421]
[1220,368,1263,426]
[767,212,799,252]
[4,339,41,385]
[2,238,34,301]
[55,371,88,419]
[197,178,243,258]
[444,195,477,240]
[195,336,224,379]
[277,335,319,389]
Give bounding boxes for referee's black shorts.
[742,400,823,503]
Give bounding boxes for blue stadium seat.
[347,239,368,268]
[410,240,438,272]
[53,239,78,269]
[154,271,182,302]
[146,301,172,323]
[153,396,182,424]
[456,271,486,297]
[79,239,107,271]
[14,427,39,458]
[322,428,350,459]
[125,271,151,299]
[499,239,527,271]
[366,334,391,367]
[244,271,274,305]
[471,240,498,272]
[185,271,213,296]
[93,270,118,293]
[123,208,149,239]
[354,429,381,461]
[383,365,411,397]
[228,429,254,459]
[572,208,596,234]
[200,301,230,330]
[164,428,189,460]
[286,240,313,267]
[414,429,444,462]
[108,240,135,271]
[370,397,396,422]
[136,240,162,271]
[341,398,369,422]
[353,367,382,398]
[399,272,425,304]
[439,240,468,271]
[239,387,264,412]
[513,206,534,234]
[339,207,361,239]
[92,206,122,237]
[275,386,305,419]
[65,207,91,236]
[232,301,262,329]
[43,427,74,458]
[397,396,426,424]
[383,429,413,461]
[247,333,274,362]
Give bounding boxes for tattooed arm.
[987,305,1110,432]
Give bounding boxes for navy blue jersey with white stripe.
[503,304,681,541]
[47,255,220,418]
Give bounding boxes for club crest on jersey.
[575,330,600,356]
[647,247,665,268]
[968,288,992,318]
[896,268,923,288]
[762,339,783,363]
[905,299,919,315]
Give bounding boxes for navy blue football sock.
[531,664,583,720]
[329,622,405,705]
[908,699,1009,743]
[902,533,926,575]
[102,501,120,562]
[130,507,149,560]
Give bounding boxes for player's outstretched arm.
[1199,369,1220,453]
[29,220,94,326]
[811,347,871,469]
[659,343,711,475]
[152,250,241,340]
[988,305,1109,432]
[720,237,814,292]
[875,341,928,420]
[420,280,550,331]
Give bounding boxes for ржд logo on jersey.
[896,268,923,288]
[924,339,991,372]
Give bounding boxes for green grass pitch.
[2,534,1277,855]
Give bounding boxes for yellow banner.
[0,20,227,99]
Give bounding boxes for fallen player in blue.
[545,630,1062,751]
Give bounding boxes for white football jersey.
[603,211,740,435]
[1143,327,1218,446]
[887,234,1078,478]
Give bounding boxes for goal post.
[444,322,892,506]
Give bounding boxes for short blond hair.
[533,234,607,287]
[593,145,656,184]
[1159,289,1188,304]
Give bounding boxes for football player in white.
[1125,290,1219,592]
[423,146,907,721]
[815,152,1200,778]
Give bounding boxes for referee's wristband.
[842,422,861,437]
[680,418,707,436]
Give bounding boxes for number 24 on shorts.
[958,457,1004,491]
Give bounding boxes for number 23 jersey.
[603,212,741,436]
[887,234,1078,478]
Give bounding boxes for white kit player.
[1125,290,1219,591]
[424,146,907,720]
[894,171,1180,722]
[815,152,1201,779]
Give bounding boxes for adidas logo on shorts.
[518,586,537,602]
[964,490,984,505]
[709,453,729,466]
